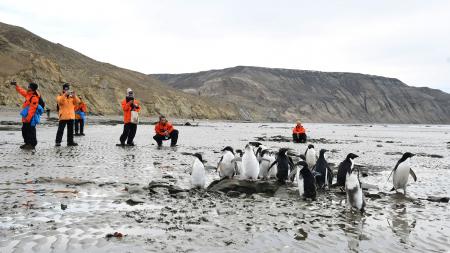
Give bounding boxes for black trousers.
[56,120,75,144]
[120,123,137,144]
[75,119,84,134]
[22,123,37,147]
[293,133,307,143]
[153,129,179,146]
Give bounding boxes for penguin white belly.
[345,173,363,210]
[393,162,410,190]
[306,150,317,169]
[259,159,270,179]
[191,159,206,188]
[243,152,259,180]
[296,167,304,197]
[218,152,235,178]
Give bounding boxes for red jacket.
[121,98,141,123]
[155,122,174,136]
[75,102,87,120]
[293,125,306,134]
[16,85,39,123]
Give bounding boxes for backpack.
[30,95,45,108]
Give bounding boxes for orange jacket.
[293,125,306,134]
[75,102,87,119]
[57,93,80,120]
[155,122,174,136]
[16,85,39,123]
[121,98,141,123]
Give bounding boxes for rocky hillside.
[153,66,450,123]
[0,22,238,119]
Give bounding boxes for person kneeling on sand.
[293,120,307,143]
[153,115,179,147]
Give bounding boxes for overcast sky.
[1,0,449,92]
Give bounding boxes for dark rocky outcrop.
[207,178,281,195]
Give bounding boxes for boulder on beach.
[207,179,281,195]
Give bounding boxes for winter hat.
[28,82,38,91]
[127,88,134,97]
[62,83,70,91]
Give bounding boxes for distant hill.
[0,22,238,119]
[153,66,450,123]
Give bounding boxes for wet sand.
[0,115,449,252]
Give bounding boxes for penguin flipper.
[409,169,417,182]
[288,167,298,182]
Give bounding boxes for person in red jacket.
[11,80,40,149]
[293,120,307,143]
[118,88,141,146]
[153,115,179,147]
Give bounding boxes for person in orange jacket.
[153,115,179,147]
[55,83,80,146]
[118,88,141,146]
[74,97,87,136]
[10,80,40,149]
[293,120,307,143]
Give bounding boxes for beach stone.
[207,179,280,195]
[148,180,188,195]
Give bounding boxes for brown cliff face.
[153,66,450,123]
[0,22,238,120]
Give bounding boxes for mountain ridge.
[0,21,239,120]
[153,66,450,123]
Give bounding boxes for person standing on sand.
[10,80,44,149]
[153,115,179,147]
[74,96,87,136]
[293,120,307,143]
[55,83,80,146]
[118,88,141,146]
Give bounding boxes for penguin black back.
[314,149,333,188]
[298,161,316,200]
[270,148,293,184]
[336,153,359,187]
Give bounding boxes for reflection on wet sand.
[0,122,449,252]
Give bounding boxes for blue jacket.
[75,111,86,121]
[21,105,44,126]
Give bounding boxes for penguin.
[255,145,269,159]
[388,152,417,195]
[305,144,318,170]
[314,149,333,189]
[295,161,316,200]
[242,144,260,180]
[217,146,236,179]
[345,162,365,213]
[191,153,206,189]
[234,149,243,176]
[336,153,359,190]
[258,149,276,179]
[268,148,295,184]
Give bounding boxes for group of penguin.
[190,142,417,214]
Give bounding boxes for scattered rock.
[424,196,449,203]
[60,203,68,210]
[126,198,145,206]
[148,180,188,195]
[207,179,280,195]
[105,232,124,239]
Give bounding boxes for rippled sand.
[0,117,449,253]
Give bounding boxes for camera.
[10,79,17,86]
